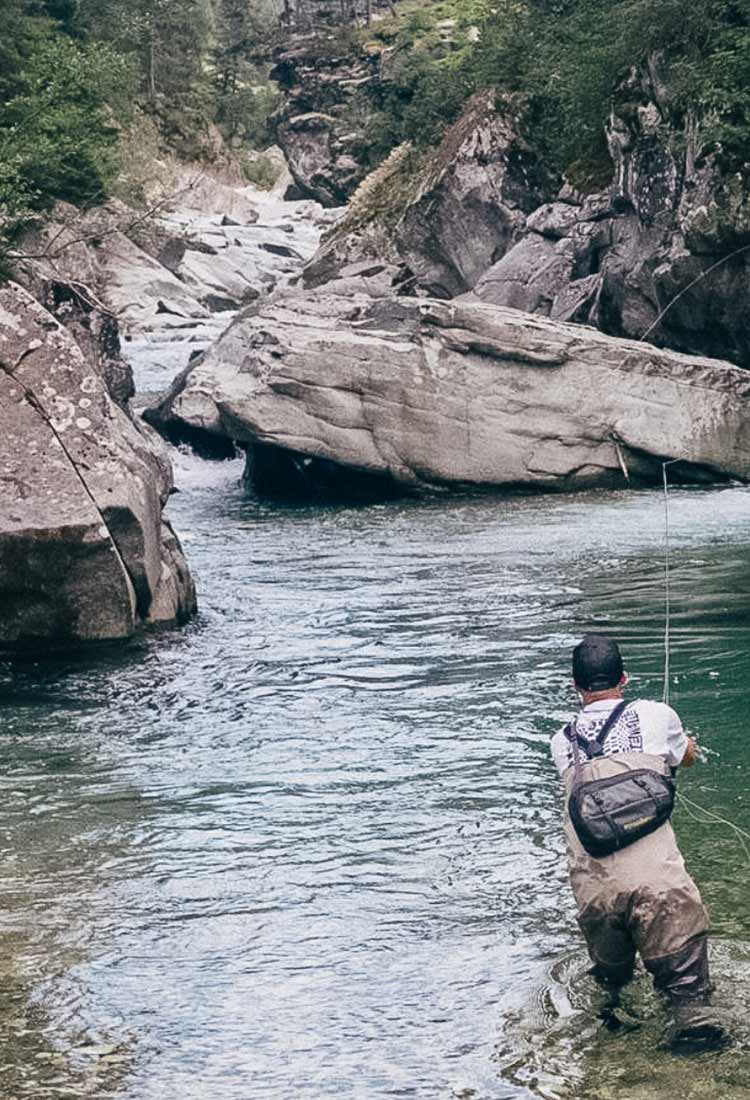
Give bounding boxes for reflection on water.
[1,463,749,1098]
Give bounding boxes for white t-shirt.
[550,698,688,777]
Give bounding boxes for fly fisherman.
[551,634,728,1048]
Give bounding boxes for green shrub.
[0,28,135,221]
[368,0,750,188]
[216,77,281,148]
[241,152,283,190]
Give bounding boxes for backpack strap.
[565,699,630,761]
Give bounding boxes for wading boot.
[665,1000,730,1051]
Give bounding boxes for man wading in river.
[551,634,728,1048]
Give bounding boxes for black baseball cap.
[572,634,624,691]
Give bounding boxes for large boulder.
[303,91,551,298]
[472,193,615,323]
[14,204,136,407]
[145,288,750,499]
[277,112,364,207]
[0,283,195,653]
[96,230,211,333]
[175,173,260,224]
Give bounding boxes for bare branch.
[7,172,206,264]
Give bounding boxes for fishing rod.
[661,459,679,706]
[641,241,750,345]
[639,241,748,701]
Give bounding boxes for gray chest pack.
[565,701,676,858]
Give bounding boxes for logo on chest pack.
[623,815,655,831]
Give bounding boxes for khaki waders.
[563,752,710,1002]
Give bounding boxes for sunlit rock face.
[145,287,750,501]
[0,283,195,653]
[302,91,551,299]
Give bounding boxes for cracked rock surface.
[0,282,195,652]
[472,61,750,368]
[146,288,750,499]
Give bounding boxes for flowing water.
[2,454,750,1099]
[3,211,750,1097]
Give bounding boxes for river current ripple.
[1,449,750,1097]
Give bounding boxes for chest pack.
[565,700,676,858]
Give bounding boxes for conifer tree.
[212,0,279,144]
[77,0,211,106]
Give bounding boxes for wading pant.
[563,753,710,1003]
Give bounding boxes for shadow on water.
[496,941,750,1100]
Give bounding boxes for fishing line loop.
[661,469,750,865]
[677,792,750,867]
[662,459,680,705]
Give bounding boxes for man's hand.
[681,737,697,767]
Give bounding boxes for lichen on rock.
[0,283,196,653]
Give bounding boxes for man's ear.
[620,672,628,686]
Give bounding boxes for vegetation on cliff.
[0,0,280,268]
[359,0,750,186]
[3,0,750,269]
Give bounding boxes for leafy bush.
[1,35,134,209]
[216,76,281,148]
[0,7,137,275]
[110,109,174,205]
[241,151,283,190]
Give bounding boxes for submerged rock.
[0,283,196,653]
[146,288,750,500]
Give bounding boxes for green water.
[0,466,749,1098]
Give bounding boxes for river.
[2,450,749,1098]
[2,193,750,1097]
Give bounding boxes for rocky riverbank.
[285,67,750,370]
[0,164,334,653]
[0,282,195,652]
[143,89,750,501]
[7,49,750,647]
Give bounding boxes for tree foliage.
[0,1,134,249]
[0,0,282,266]
[212,0,281,146]
[372,0,750,181]
[75,0,214,153]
